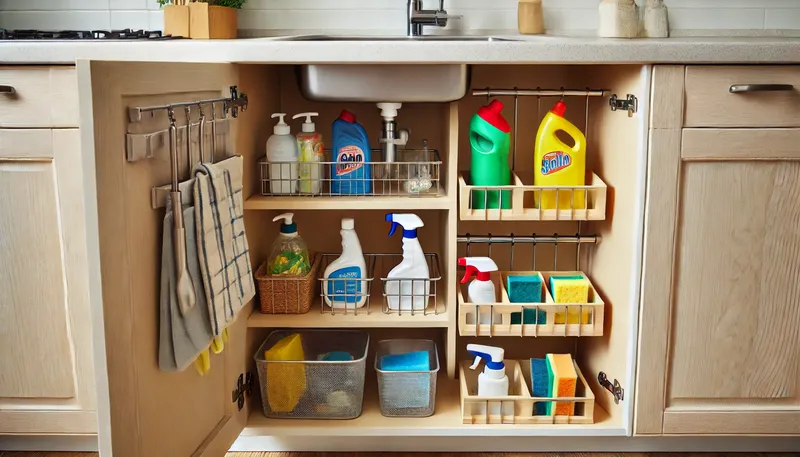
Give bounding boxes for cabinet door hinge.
[609,94,638,117]
[598,371,624,404]
[231,372,253,411]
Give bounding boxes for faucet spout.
[407,0,449,37]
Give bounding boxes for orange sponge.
[546,353,577,416]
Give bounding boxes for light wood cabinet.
[0,129,96,434]
[636,65,800,435]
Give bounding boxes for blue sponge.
[508,275,545,324]
[380,351,430,372]
[531,358,552,415]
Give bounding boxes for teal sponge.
[508,275,544,324]
[531,358,552,415]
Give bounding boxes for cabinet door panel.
[0,160,75,398]
[670,161,800,402]
[0,129,96,434]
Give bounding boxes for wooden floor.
[0,453,720,456]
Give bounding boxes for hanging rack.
[128,86,247,123]
[457,231,599,271]
[472,88,608,98]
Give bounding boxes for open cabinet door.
[77,61,249,457]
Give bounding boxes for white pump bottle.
[385,213,430,311]
[266,113,299,195]
[292,112,323,195]
[458,257,499,325]
[467,344,509,397]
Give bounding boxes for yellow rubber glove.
[194,349,211,376]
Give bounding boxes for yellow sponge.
[546,353,578,416]
[551,278,591,324]
[265,333,307,413]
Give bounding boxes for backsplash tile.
[1,0,798,35]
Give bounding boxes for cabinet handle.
[0,85,15,94]
[730,84,795,93]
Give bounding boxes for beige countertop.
[0,35,798,64]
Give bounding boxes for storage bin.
[254,253,320,314]
[375,340,439,417]
[254,330,369,419]
[458,171,607,221]
[459,359,595,425]
[458,270,605,337]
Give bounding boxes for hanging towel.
[193,156,255,336]
[159,203,215,372]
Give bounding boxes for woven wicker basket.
[255,253,319,314]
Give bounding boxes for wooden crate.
[458,171,607,221]
[189,3,238,39]
[458,271,604,337]
[459,359,595,425]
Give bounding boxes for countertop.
[0,36,798,64]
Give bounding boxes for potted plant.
[159,0,245,39]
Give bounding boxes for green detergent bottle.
[469,100,511,209]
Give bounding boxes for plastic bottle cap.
[293,112,318,133]
[551,100,568,117]
[477,100,511,133]
[338,110,356,123]
[271,113,290,135]
[273,212,297,235]
[341,218,355,230]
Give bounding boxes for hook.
[184,106,193,175]
[210,102,217,163]
[168,107,179,193]
[198,105,206,164]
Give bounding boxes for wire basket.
[317,254,377,315]
[375,339,439,417]
[254,330,369,420]
[379,253,443,315]
[258,148,442,197]
[254,253,320,314]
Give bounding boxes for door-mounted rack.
[126,86,248,163]
[457,232,599,272]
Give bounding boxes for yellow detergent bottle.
[534,100,587,210]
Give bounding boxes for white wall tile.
[148,9,164,30]
[765,8,800,29]
[0,0,108,11]
[110,0,147,10]
[243,0,400,10]
[668,7,765,30]
[110,10,149,29]
[664,0,800,8]
[0,10,111,29]
[146,0,162,10]
[238,8,405,32]
[544,8,597,31]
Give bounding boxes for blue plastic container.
[331,110,372,195]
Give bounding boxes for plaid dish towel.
[193,156,255,336]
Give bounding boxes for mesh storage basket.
[254,330,369,419]
[375,339,439,417]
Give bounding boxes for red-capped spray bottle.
[458,257,499,325]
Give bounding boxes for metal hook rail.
[472,88,608,98]
[128,86,248,123]
[457,232,599,271]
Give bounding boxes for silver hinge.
[609,94,638,117]
[231,372,253,411]
[598,372,624,404]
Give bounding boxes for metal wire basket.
[254,330,369,420]
[375,339,439,417]
[259,147,442,197]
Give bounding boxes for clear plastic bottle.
[267,213,310,276]
[293,112,324,195]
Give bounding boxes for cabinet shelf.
[242,375,620,437]
[244,194,452,211]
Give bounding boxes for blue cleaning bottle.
[331,110,372,195]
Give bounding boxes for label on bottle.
[327,266,362,303]
[541,151,572,175]
[335,145,364,176]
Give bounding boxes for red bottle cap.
[338,110,356,123]
[477,100,510,133]
[550,100,567,117]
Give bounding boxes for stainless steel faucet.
[407,0,450,37]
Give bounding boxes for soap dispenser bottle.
[385,213,430,311]
[292,112,324,195]
[266,113,299,195]
[267,213,311,276]
[467,344,509,396]
[458,257,499,325]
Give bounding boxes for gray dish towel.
[159,202,215,372]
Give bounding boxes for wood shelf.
[242,376,620,437]
[244,194,453,211]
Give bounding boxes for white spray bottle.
[467,344,509,397]
[458,257,499,325]
[323,218,368,309]
[385,213,430,311]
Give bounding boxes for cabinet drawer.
[0,66,79,128]
[685,66,800,128]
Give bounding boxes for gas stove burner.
[0,28,183,40]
